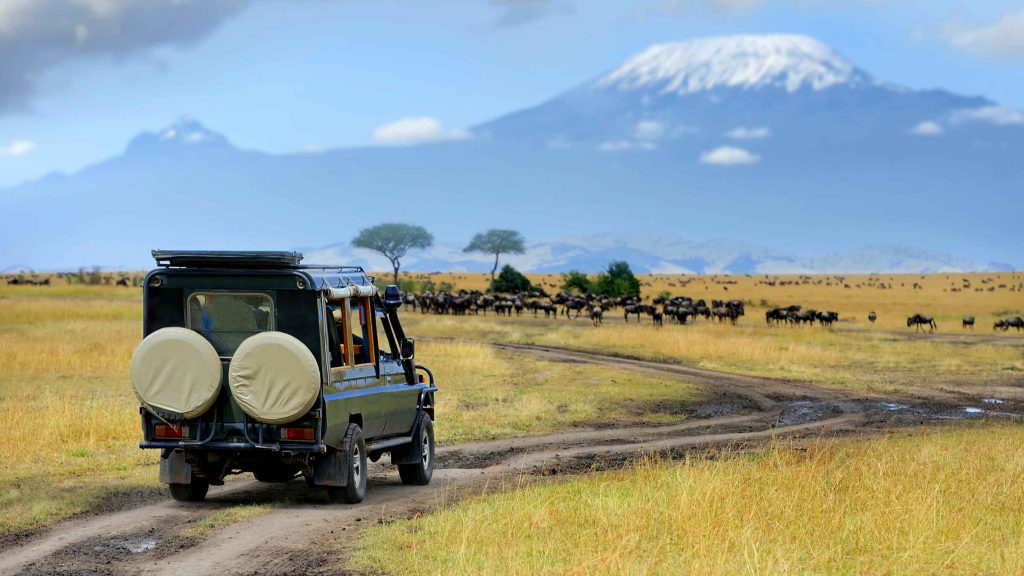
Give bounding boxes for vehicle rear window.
[187,292,274,356]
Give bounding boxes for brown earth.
[2,342,1021,576]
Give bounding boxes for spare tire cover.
[228,331,320,425]
[131,327,222,420]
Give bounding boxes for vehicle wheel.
[253,468,297,483]
[168,475,210,502]
[327,423,366,504]
[398,415,434,486]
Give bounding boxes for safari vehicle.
[131,250,436,504]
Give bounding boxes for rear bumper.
[140,439,327,453]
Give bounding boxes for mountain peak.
[125,117,231,155]
[597,34,867,95]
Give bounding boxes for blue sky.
[0,0,1022,188]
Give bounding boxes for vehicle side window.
[187,292,273,356]
[327,304,346,368]
[347,297,375,366]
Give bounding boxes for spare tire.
[131,327,222,420]
[228,331,320,425]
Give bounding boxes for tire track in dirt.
[3,340,984,576]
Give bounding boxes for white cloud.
[910,121,944,136]
[372,117,470,144]
[944,10,1024,59]
[948,106,1024,126]
[0,140,35,156]
[726,126,770,139]
[700,145,759,166]
[634,120,665,141]
[301,143,325,154]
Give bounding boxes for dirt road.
[3,342,1020,576]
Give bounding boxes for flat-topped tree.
[464,229,526,285]
[352,223,433,285]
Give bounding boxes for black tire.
[398,415,434,486]
[327,423,367,504]
[253,468,297,483]
[168,475,209,502]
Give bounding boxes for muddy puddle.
[16,529,165,576]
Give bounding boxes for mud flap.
[313,449,349,487]
[390,415,424,466]
[159,449,192,484]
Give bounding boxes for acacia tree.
[463,229,526,285]
[352,223,433,285]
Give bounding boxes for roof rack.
[300,264,367,273]
[153,250,304,269]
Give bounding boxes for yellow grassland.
[355,424,1024,575]
[0,272,1019,538]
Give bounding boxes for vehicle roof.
[151,250,374,290]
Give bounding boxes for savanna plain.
[1,271,1022,575]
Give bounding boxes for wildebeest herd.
[993,316,1024,331]
[765,305,839,327]
[397,287,1023,336]
[5,277,50,285]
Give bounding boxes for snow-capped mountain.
[0,34,1020,271]
[596,35,867,94]
[125,117,231,155]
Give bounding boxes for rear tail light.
[155,424,188,438]
[418,374,425,383]
[280,427,315,441]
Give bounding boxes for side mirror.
[400,337,415,360]
[383,285,403,311]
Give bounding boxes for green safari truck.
[132,250,436,504]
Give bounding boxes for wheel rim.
[352,444,362,485]
[421,427,430,470]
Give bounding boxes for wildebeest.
[994,319,1007,331]
[867,311,877,324]
[650,309,664,327]
[816,311,839,327]
[996,316,1024,331]
[766,305,800,326]
[907,313,937,333]
[562,298,588,319]
[623,304,643,323]
[962,315,975,330]
[589,306,603,326]
[116,277,129,287]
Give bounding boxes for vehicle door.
[323,296,388,439]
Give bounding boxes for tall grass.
[356,424,1024,575]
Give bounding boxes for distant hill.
[303,236,1006,275]
[1,34,1021,271]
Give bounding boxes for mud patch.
[774,400,845,426]
[15,528,166,576]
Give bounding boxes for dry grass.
[419,340,707,443]
[403,313,1024,393]
[0,285,159,536]
[355,423,1024,575]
